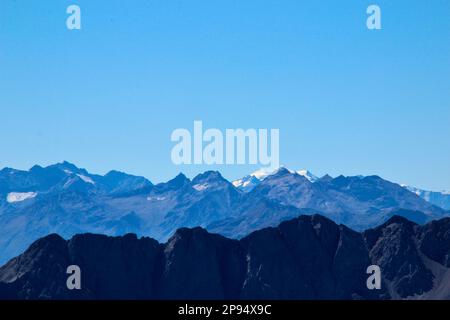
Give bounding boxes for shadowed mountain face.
[0,163,447,265]
[1,215,450,300]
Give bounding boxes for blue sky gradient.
[0,0,449,190]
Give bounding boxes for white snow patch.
[193,183,209,191]
[251,167,318,182]
[7,192,37,203]
[296,170,318,183]
[251,167,278,180]
[232,176,259,191]
[76,174,95,185]
[147,196,166,201]
[242,180,253,187]
[404,185,450,200]
[232,179,244,187]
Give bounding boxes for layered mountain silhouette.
[0,162,448,265]
[1,214,450,300]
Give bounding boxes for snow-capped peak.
[232,168,277,191]
[251,167,278,180]
[296,170,318,183]
[6,192,38,203]
[233,167,319,192]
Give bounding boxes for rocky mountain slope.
[1,214,450,300]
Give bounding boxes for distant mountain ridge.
[233,168,450,210]
[0,162,447,265]
[403,185,450,210]
[1,214,450,300]
[0,161,152,197]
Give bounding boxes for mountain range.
[1,214,450,300]
[0,162,448,265]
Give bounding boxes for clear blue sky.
[0,0,449,191]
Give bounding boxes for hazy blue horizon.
[1,0,449,191]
